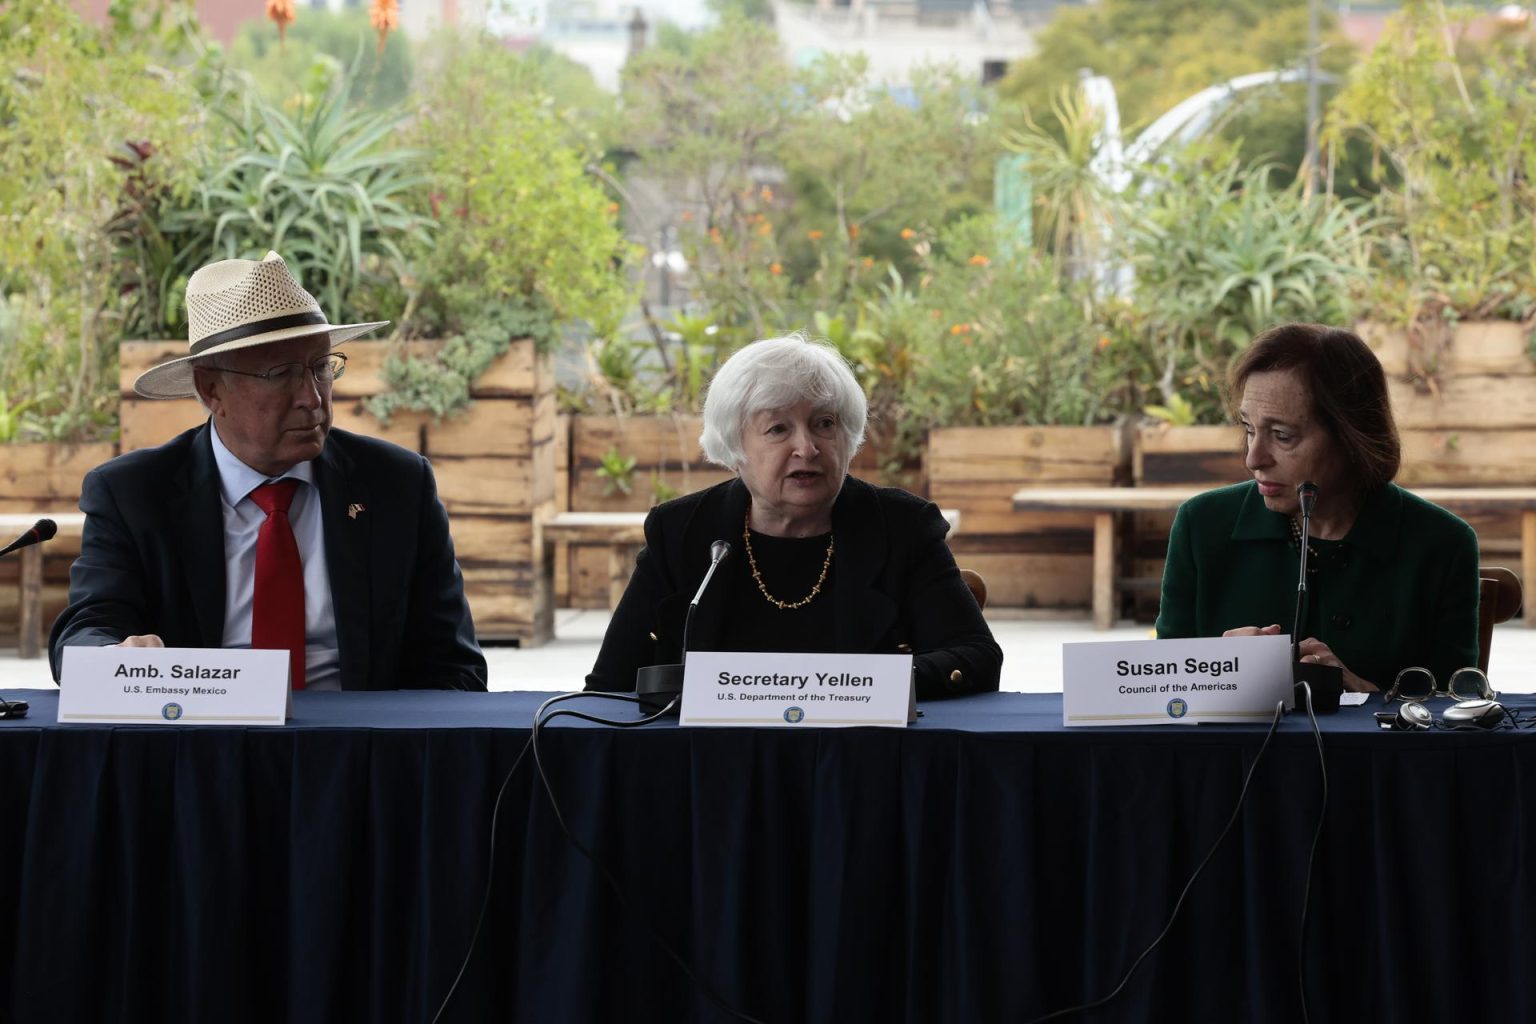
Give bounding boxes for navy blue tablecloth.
[3,689,1535,1023]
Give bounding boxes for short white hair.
[699,333,867,470]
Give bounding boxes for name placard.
[680,652,915,728]
[1062,635,1293,727]
[58,646,290,725]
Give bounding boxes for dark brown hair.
[1229,323,1401,491]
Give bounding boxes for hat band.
[190,311,329,356]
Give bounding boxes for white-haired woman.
[585,334,1001,699]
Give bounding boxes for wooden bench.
[1011,486,1536,630]
[542,507,963,610]
[0,513,86,659]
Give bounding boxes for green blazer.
[1155,481,1480,690]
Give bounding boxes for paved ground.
[8,609,1536,694]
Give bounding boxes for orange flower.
[861,257,874,269]
[1096,336,1111,350]
[769,263,782,275]
[900,228,916,240]
[708,227,722,243]
[848,224,860,239]
[606,201,620,215]
[968,254,990,267]
[368,0,397,53]
[266,0,295,41]
[807,230,824,241]
[680,211,694,222]
[757,222,772,236]
[949,323,972,336]
[760,186,774,202]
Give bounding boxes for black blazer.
[585,476,1001,700]
[48,423,487,690]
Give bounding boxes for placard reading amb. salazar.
[682,652,914,727]
[59,646,290,725]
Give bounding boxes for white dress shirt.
[210,425,341,689]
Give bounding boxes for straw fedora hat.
[133,251,388,400]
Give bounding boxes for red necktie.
[249,479,306,690]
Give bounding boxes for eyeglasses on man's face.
[217,353,347,389]
[1384,665,1497,704]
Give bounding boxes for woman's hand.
[1297,636,1378,692]
[1221,624,1284,637]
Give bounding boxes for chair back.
[1477,566,1523,672]
[960,569,988,611]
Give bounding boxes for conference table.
[4,687,1535,1023]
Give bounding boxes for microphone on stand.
[0,520,52,719]
[0,518,56,558]
[1290,482,1342,714]
[636,540,733,713]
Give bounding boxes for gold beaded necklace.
[742,508,834,610]
[1288,516,1319,574]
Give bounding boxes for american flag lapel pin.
[347,503,366,520]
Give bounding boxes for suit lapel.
[176,423,228,646]
[832,478,897,652]
[315,435,371,690]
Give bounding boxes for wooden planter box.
[1362,319,1536,563]
[560,414,730,608]
[119,338,556,646]
[0,441,114,649]
[928,425,1127,608]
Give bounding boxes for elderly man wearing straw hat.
[48,252,488,691]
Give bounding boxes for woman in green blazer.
[1155,324,1480,692]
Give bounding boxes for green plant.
[1004,87,1120,278]
[650,473,680,504]
[0,0,205,442]
[897,215,1129,433]
[621,16,796,339]
[1122,148,1369,418]
[1326,1,1536,355]
[407,34,631,337]
[168,78,431,324]
[368,33,632,420]
[365,302,552,422]
[1143,393,1197,426]
[0,391,41,443]
[595,447,638,496]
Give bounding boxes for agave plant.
[1124,151,1371,412]
[165,79,430,323]
[1003,86,1122,281]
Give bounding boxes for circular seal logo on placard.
[161,702,184,721]
[1166,698,1189,719]
[783,706,805,723]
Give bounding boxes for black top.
[585,475,1002,700]
[702,530,839,655]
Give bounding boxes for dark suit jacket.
[1156,481,1479,688]
[585,476,1001,700]
[49,423,488,690]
